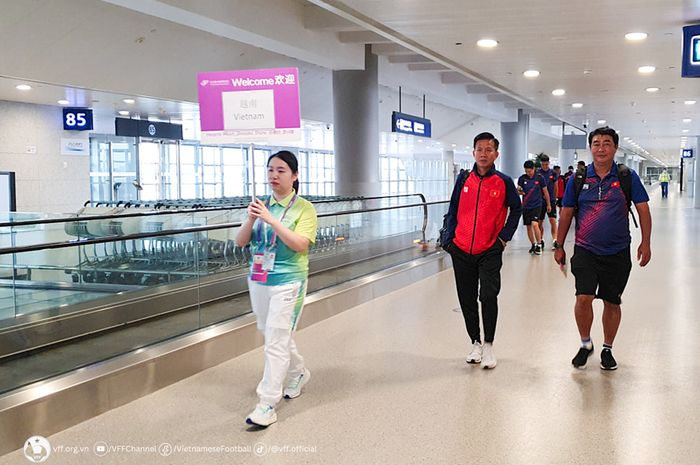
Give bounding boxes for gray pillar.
[332,45,379,196]
[559,149,576,172]
[500,109,529,179]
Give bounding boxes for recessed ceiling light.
[118,110,130,116]
[15,84,31,91]
[417,139,423,143]
[583,69,593,75]
[685,100,696,105]
[477,39,498,48]
[645,87,660,93]
[625,32,648,41]
[123,98,135,104]
[523,69,540,78]
[682,129,689,133]
[597,119,606,124]
[57,99,70,105]
[571,103,583,108]
[683,118,692,123]
[552,89,566,96]
[638,66,656,74]
[452,144,457,147]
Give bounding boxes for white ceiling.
[2,0,693,165]
[307,0,700,164]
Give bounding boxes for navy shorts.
[570,246,632,305]
[540,202,557,219]
[522,208,541,225]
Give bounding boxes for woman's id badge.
[263,247,276,271]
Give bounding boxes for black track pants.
[447,241,504,344]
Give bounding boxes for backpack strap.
[616,163,638,228]
[573,165,587,207]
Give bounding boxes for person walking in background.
[554,127,651,371]
[517,160,550,255]
[659,169,670,198]
[536,154,559,250]
[236,150,318,427]
[440,132,522,369]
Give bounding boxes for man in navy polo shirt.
[554,126,652,371]
[517,160,550,255]
[537,154,559,250]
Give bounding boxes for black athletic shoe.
[572,345,594,368]
[528,244,536,254]
[600,348,618,371]
[540,240,545,251]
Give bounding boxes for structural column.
[442,150,456,184]
[332,45,379,196]
[499,109,529,179]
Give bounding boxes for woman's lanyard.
[255,192,298,247]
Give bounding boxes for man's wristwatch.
[553,242,564,250]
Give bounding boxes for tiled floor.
[4,183,699,465]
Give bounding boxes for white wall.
[0,101,89,213]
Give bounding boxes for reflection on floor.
[3,183,700,464]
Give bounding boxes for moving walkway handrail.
[0,194,429,229]
[0,200,449,256]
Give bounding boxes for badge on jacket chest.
[463,186,469,193]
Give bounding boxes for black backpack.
[573,163,638,228]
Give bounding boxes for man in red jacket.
[442,132,522,369]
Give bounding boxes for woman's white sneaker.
[246,404,277,427]
[481,343,497,369]
[466,342,482,364]
[283,368,311,399]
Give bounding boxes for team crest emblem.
[582,184,590,190]
[611,181,620,188]
[490,190,499,197]
[463,186,469,193]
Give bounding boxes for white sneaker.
[283,368,311,399]
[482,343,497,369]
[246,403,277,427]
[466,342,482,364]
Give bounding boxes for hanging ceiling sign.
[682,148,694,158]
[391,111,432,138]
[197,67,301,144]
[681,25,700,77]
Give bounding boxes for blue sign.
[63,108,93,130]
[392,111,432,138]
[682,148,694,158]
[681,25,700,77]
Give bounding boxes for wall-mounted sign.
[682,25,700,77]
[391,111,432,138]
[114,118,183,140]
[562,134,588,150]
[682,148,694,158]
[197,67,301,144]
[63,108,93,131]
[60,138,89,156]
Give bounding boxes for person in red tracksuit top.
[441,132,522,369]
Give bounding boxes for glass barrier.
[0,195,447,394]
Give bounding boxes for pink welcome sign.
[197,67,300,143]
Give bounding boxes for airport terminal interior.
[1,1,700,464]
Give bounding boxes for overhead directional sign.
[681,25,700,77]
[391,111,432,138]
[682,148,694,158]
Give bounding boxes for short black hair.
[524,160,535,169]
[588,126,619,146]
[567,165,574,170]
[577,160,586,167]
[554,165,561,170]
[539,153,550,162]
[473,132,499,150]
